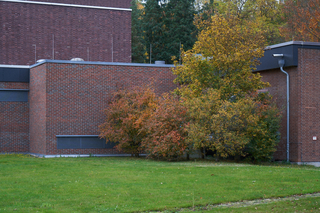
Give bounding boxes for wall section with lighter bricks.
[29,62,177,155]
[0,0,132,65]
[29,64,47,154]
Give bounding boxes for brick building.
[0,60,176,157]
[0,0,132,65]
[256,41,320,165]
[1,0,320,163]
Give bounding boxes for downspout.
[273,54,289,162]
[279,60,290,162]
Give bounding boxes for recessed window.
[57,136,116,149]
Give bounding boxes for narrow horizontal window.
[56,136,116,149]
[0,67,29,82]
[0,90,28,102]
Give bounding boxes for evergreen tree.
[142,0,164,63]
[131,0,146,63]
[142,0,197,64]
[164,0,197,63]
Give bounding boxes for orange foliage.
[141,93,189,160]
[281,0,320,42]
[99,85,157,157]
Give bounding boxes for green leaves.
[138,0,197,63]
[174,14,281,161]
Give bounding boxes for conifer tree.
[141,0,197,64]
[141,0,164,63]
[131,0,146,63]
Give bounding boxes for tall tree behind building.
[161,0,197,63]
[280,0,320,42]
[138,0,197,64]
[209,0,285,45]
[131,0,146,63]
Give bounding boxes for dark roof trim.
[265,41,320,50]
[30,59,175,68]
[256,41,320,72]
[0,67,30,82]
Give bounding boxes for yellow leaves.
[173,14,267,100]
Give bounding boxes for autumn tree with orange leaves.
[141,93,189,160]
[99,85,157,157]
[99,86,189,160]
[281,0,320,42]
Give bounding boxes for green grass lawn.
[188,196,320,212]
[0,154,320,212]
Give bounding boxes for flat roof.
[29,59,175,68]
[265,41,320,50]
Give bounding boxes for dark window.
[0,90,28,102]
[57,136,116,149]
[0,67,29,82]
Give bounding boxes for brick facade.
[0,0,132,65]
[28,61,176,155]
[258,47,320,162]
[29,64,47,154]
[0,101,29,153]
[28,0,132,8]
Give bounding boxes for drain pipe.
[273,54,289,162]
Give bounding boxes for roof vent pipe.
[155,60,165,65]
[273,53,290,162]
[70,58,84,61]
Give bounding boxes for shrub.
[99,85,157,157]
[142,93,189,160]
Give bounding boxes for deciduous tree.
[174,14,281,161]
[174,14,268,99]
[203,0,284,45]
[142,93,189,160]
[99,85,157,157]
[281,0,320,42]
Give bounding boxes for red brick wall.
[0,1,131,65]
[30,62,176,155]
[29,64,47,154]
[258,67,300,162]
[29,0,132,8]
[0,82,29,90]
[258,48,320,162]
[0,102,29,153]
[298,48,320,162]
[0,82,29,153]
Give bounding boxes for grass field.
[188,196,320,212]
[0,154,320,212]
